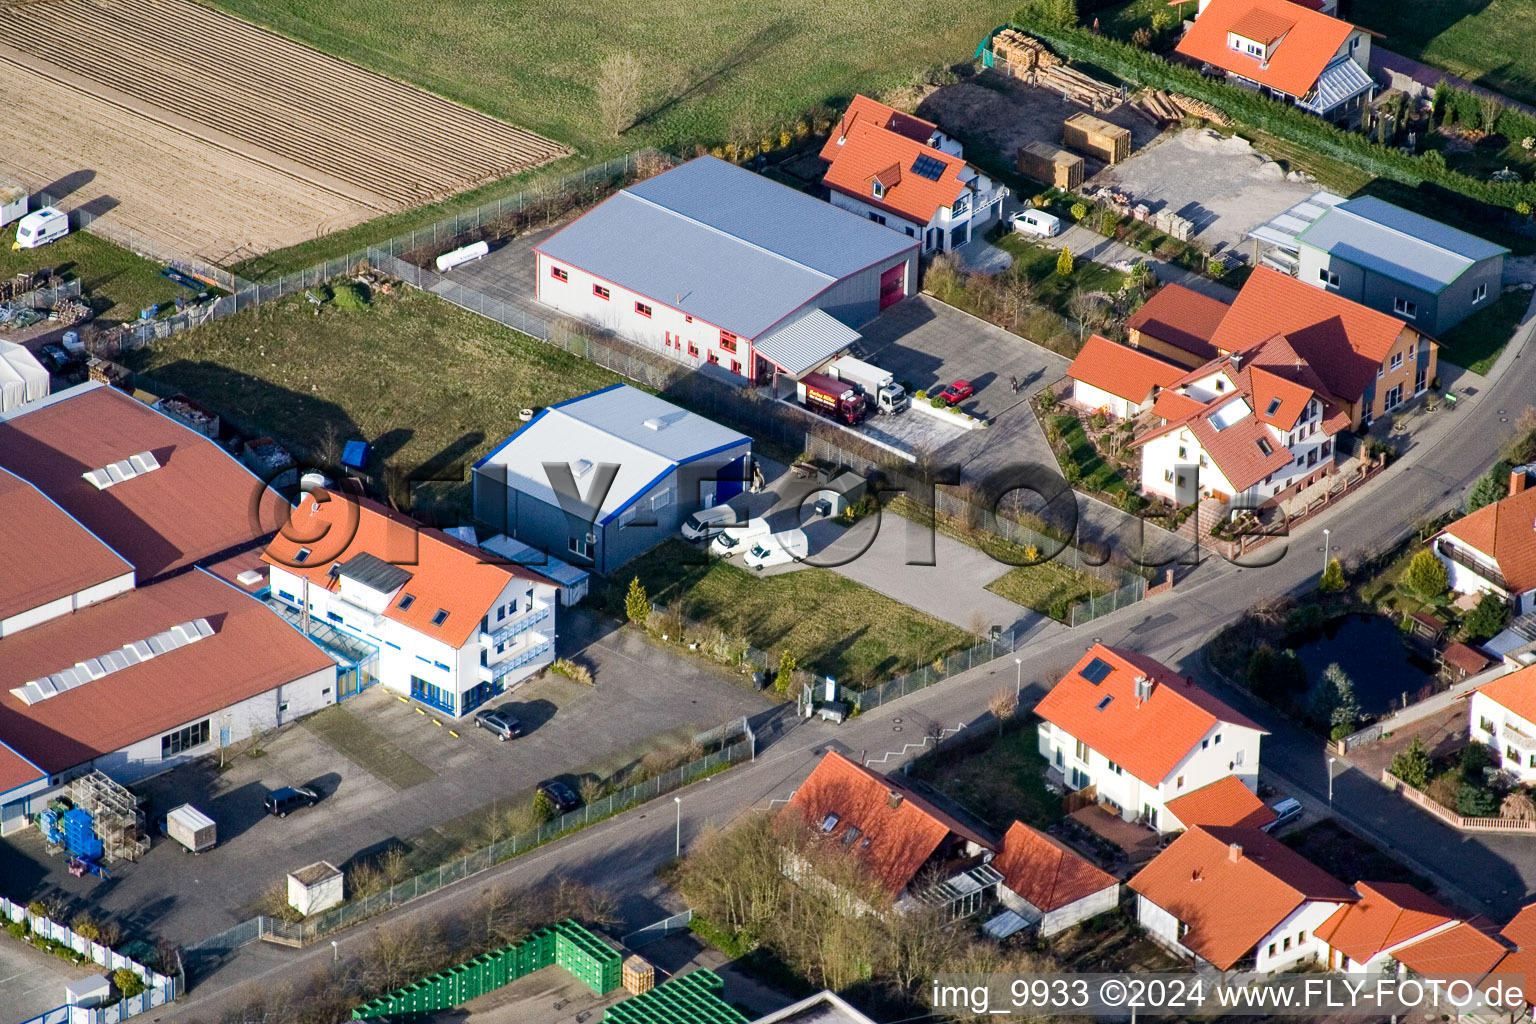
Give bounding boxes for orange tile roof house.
[1126,283,1233,369]
[0,383,340,829]
[992,821,1119,937]
[264,486,560,719]
[1176,0,1375,124]
[1434,468,1536,619]
[1034,645,1267,833]
[1164,775,1277,830]
[820,94,1008,254]
[1313,882,1509,981]
[780,751,997,912]
[1065,334,1184,420]
[1468,664,1536,784]
[1130,825,1356,971]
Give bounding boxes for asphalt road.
[160,294,1536,1021]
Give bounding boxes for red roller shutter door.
[879,263,905,310]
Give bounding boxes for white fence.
[2,895,176,1024]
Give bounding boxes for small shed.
[1063,113,1131,164]
[287,861,344,916]
[65,975,113,1008]
[1016,141,1083,190]
[1440,641,1493,682]
[0,185,26,228]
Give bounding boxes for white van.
[710,517,770,557]
[1009,209,1062,238]
[743,529,809,571]
[12,207,69,250]
[680,504,737,541]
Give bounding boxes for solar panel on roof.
[911,154,946,181]
[1080,657,1113,685]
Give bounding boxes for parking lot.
[0,613,769,945]
[0,938,97,1024]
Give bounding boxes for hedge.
[1008,15,1536,210]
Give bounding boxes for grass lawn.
[1438,289,1531,375]
[211,0,1018,275]
[123,287,621,517]
[908,724,1063,829]
[996,232,1132,314]
[1347,0,1536,110]
[613,540,970,685]
[1050,412,1135,497]
[986,559,1111,618]
[0,222,189,322]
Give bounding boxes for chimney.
[1134,675,1154,703]
[1228,842,1244,863]
[887,790,904,810]
[1230,352,1243,370]
[1513,468,1529,496]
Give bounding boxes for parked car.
[710,517,770,557]
[473,706,523,741]
[35,345,66,373]
[680,504,737,541]
[743,529,809,571]
[1009,209,1062,238]
[938,380,974,406]
[263,785,320,818]
[538,780,580,814]
[1262,797,1303,833]
[40,343,73,372]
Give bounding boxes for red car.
[938,380,974,406]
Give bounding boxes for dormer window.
[871,180,886,200]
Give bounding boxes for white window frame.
[1318,268,1339,287]
[1473,283,1488,304]
[1393,297,1418,319]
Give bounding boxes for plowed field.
[0,0,569,260]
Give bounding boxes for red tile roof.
[0,741,44,797]
[1482,948,1536,1007]
[1066,334,1184,406]
[262,487,552,649]
[819,95,938,160]
[1314,882,1457,964]
[1033,645,1265,785]
[781,751,991,894]
[1475,665,1536,727]
[0,466,134,625]
[1129,825,1355,969]
[993,821,1117,912]
[1128,284,1232,366]
[0,384,285,580]
[1442,641,1494,678]
[0,570,333,775]
[1149,389,1207,422]
[1208,267,1412,404]
[1176,0,1357,98]
[1502,903,1536,948]
[1165,776,1277,830]
[1439,485,1536,596]
[1393,919,1509,981]
[822,119,967,226]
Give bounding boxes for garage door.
[715,455,746,500]
[1,796,29,836]
[879,264,905,310]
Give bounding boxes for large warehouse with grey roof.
[534,156,918,382]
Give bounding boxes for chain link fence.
[853,625,1025,713]
[236,733,753,948]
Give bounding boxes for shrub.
[1403,549,1449,602]
[1088,409,1108,430]
[1465,592,1512,642]
[1391,735,1432,788]
[1070,202,1089,221]
[1461,740,1495,782]
[774,650,796,692]
[532,790,557,824]
[931,395,946,408]
[1039,388,1058,411]
[1467,462,1511,512]
[1061,460,1082,484]
[331,281,370,310]
[1284,603,1325,635]
[1056,247,1074,277]
[1457,782,1501,818]
[624,576,650,625]
[113,968,146,1000]
[1319,557,1347,593]
[550,658,593,685]
[5,921,25,939]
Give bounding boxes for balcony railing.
[1436,540,1508,591]
[490,636,552,680]
[479,602,552,647]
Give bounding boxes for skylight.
[80,450,162,491]
[10,618,215,705]
[911,154,946,181]
[1266,397,1282,417]
[294,547,312,564]
[820,813,840,833]
[431,609,449,626]
[842,826,863,846]
[398,593,416,610]
[1096,695,1114,711]
[1080,657,1113,685]
[1256,438,1274,456]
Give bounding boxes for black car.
[473,706,523,741]
[35,345,66,373]
[538,780,580,814]
[263,785,320,817]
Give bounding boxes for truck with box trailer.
[796,371,867,425]
[827,356,908,415]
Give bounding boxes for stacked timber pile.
[1130,89,1185,125]
[1168,92,1231,125]
[992,29,1060,74]
[51,297,90,324]
[1039,63,1120,110]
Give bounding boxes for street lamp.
[1322,528,1332,573]
[1328,756,1337,806]
[673,796,682,857]
[1014,657,1023,698]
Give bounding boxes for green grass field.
[1438,289,1531,375]
[0,223,189,322]
[986,560,1111,618]
[615,540,971,685]
[1347,0,1536,108]
[908,724,1063,829]
[208,0,1017,274]
[124,286,621,516]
